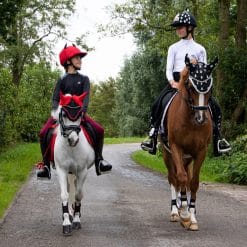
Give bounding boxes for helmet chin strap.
[182,26,194,39]
[69,59,81,70]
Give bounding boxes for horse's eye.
[62,112,67,118]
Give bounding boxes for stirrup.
[217,138,231,153]
[141,139,157,155]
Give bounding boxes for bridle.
[185,76,212,112]
[58,105,82,146]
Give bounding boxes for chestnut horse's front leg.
[170,144,191,225]
[188,149,207,231]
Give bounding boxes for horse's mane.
[178,66,189,91]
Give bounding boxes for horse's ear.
[185,54,190,67]
[78,91,88,102]
[207,57,218,72]
[59,92,72,106]
[72,92,88,107]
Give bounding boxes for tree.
[114,49,165,136]
[0,0,24,41]
[88,78,118,137]
[0,0,76,86]
[232,0,247,124]
[216,0,230,100]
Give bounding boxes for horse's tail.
[68,174,76,208]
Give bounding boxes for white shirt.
[166,39,207,82]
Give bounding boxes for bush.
[222,134,247,185]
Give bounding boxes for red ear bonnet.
[59,92,88,107]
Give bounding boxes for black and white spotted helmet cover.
[171,11,197,27]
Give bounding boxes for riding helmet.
[59,44,87,66]
[171,11,197,28]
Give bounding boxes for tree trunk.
[216,0,230,101]
[231,0,247,123]
[235,0,247,50]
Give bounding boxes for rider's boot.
[37,159,51,179]
[209,98,231,156]
[141,126,158,155]
[36,137,51,179]
[94,139,112,176]
[213,120,231,156]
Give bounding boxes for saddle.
[43,122,94,163]
[159,91,178,151]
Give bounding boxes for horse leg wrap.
[189,199,196,214]
[180,191,187,206]
[74,202,81,216]
[171,199,177,210]
[73,202,82,230]
[62,203,69,214]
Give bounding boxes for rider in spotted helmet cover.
[141,10,231,156]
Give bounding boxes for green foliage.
[15,62,60,141]
[222,134,247,185]
[0,69,17,149]
[0,0,24,42]
[114,49,165,136]
[88,78,118,137]
[0,62,59,150]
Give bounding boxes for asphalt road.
[0,143,246,247]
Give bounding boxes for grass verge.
[0,143,40,219]
[131,149,229,183]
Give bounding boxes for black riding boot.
[84,121,112,176]
[141,125,158,155]
[209,98,231,156]
[94,138,112,176]
[37,139,51,179]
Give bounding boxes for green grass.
[0,143,41,218]
[131,150,167,175]
[131,149,229,183]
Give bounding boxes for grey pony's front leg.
[72,168,88,230]
[56,165,72,235]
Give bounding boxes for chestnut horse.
[159,54,218,230]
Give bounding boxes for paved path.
[0,143,246,247]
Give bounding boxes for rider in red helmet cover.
[37,44,112,179]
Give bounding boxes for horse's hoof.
[180,219,191,229]
[72,222,81,230]
[63,225,72,236]
[170,213,180,222]
[189,222,199,231]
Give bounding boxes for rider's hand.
[190,58,197,64]
[170,80,179,89]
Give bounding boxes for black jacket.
[52,72,90,112]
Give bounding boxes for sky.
[55,0,136,82]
